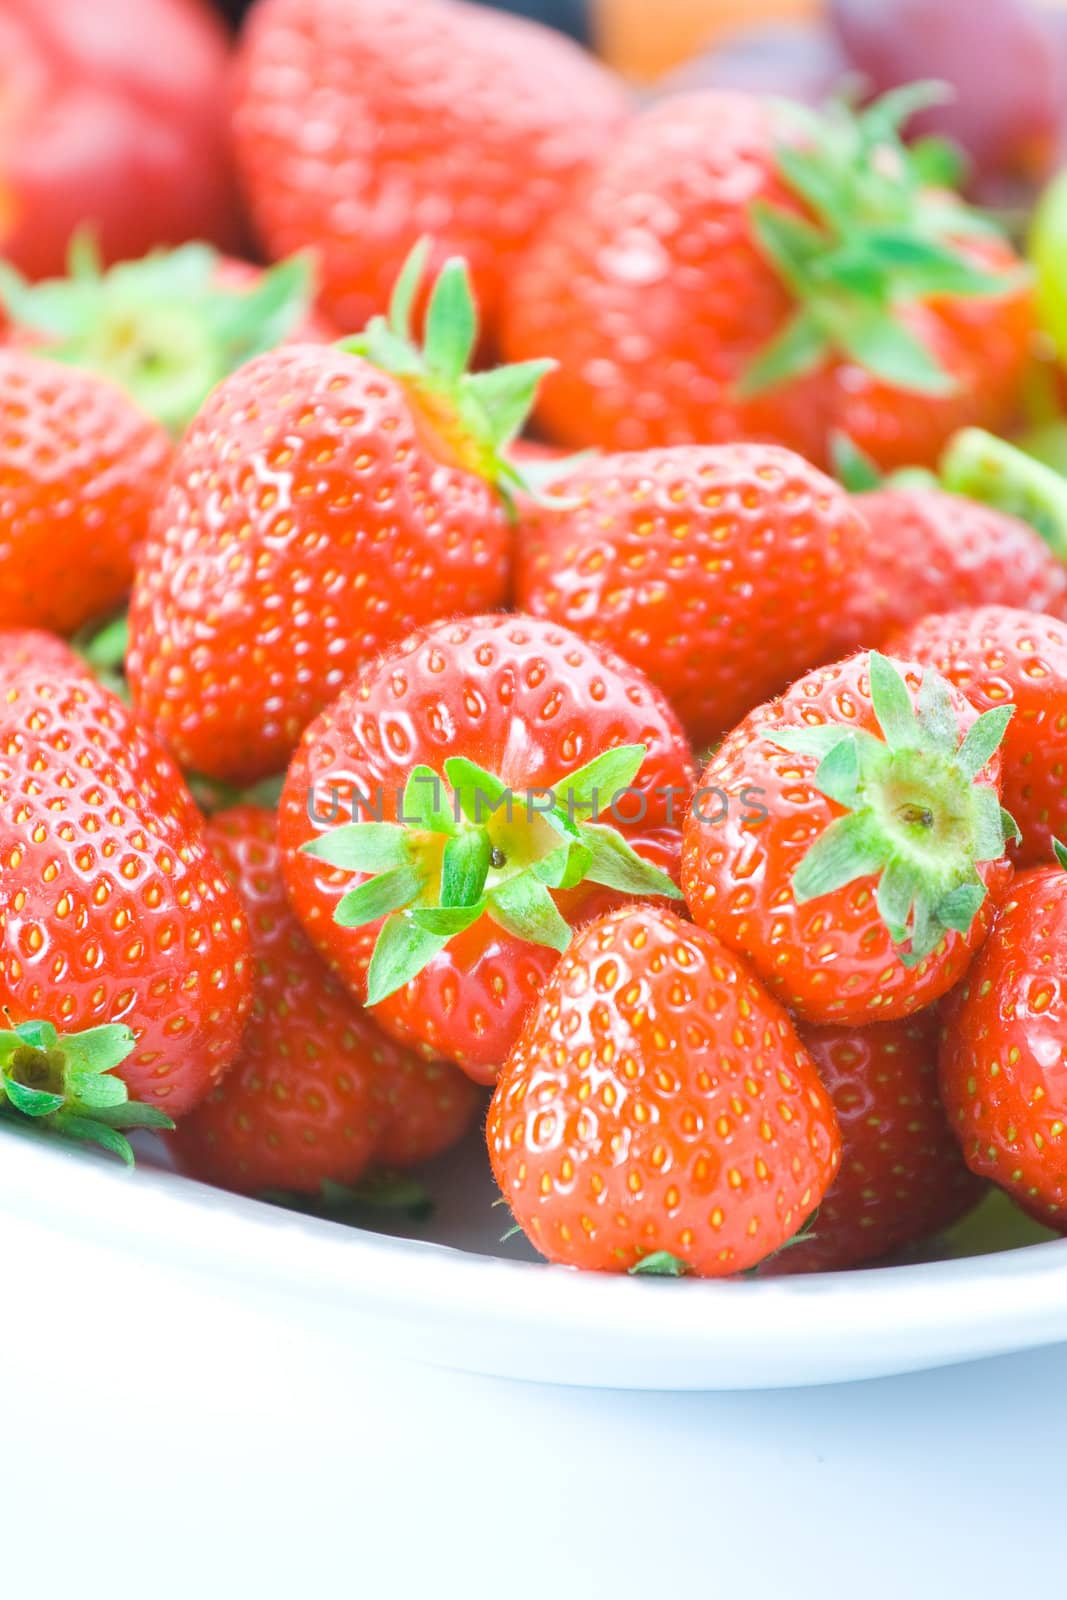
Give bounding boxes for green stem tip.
[342,238,556,515]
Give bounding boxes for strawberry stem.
[0,1014,174,1165]
[767,653,1017,965]
[342,239,555,513]
[940,428,1067,559]
[300,744,683,1006]
[0,233,316,434]
[629,1251,692,1278]
[740,88,1026,399]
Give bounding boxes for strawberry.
[127,248,551,785]
[487,903,841,1276]
[169,805,479,1195]
[0,350,172,636]
[939,845,1067,1230]
[845,488,1067,647]
[2,628,87,681]
[0,0,240,280]
[501,89,1032,471]
[0,236,328,436]
[515,443,870,749]
[232,0,628,339]
[767,1010,985,1273]
[681,651,1016,1025]
[0,666,253,1161]
[887,607,1067,869]
[279,613,696,1080]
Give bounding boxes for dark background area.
[210,0,589,42]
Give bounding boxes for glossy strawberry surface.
[516,443,869,747]
[847,489,1067,647]
[280,613,696,1080]
[771,1010,985,1272]
[233,0,629,336]
[170,805,480,1194]
[127,343,513,784]
[0,352,172,635]
[488,904,841,1276]
[940,860,1067,1229]
[0,666,252,1115]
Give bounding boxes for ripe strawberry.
[279,613,696,1081]
[501,89,1031,471]
[939,846,1067,1229]
[0,351,172,636]
[0,0,240,280]
[487,903,841,1276]
[766,1010,985,1273]
[0,668,253,1161]
[169,806,479,1195]
[232,0,628,338]
[2,628,86,681]
[127,248,551,785]
[681,651,1016,1025]
[516,443,869,748]
[888,607,1067,869]
[845,488,1067,647]
[0,237,328,436]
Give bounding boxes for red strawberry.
[232,0,628,339]
[0,668,253,1160]
[887,607,1067,869]
[487,903,841,1277]
[0,0,240,280]
[169,805,479,1196]
[516,443,869,749]
[681,650,1015,1025]
[2,628,87,681]
[0,351,172,636]
[939,847,1067,1229]
[127,249,551,785]
[279,613,696,1081]
[501,90,1031,471]
[845,489,1067,647]
[0,237,329,436]
[767,1010,985,1273]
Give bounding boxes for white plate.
[4,1120,1067,1390]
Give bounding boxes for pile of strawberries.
[3,0,1067,1281]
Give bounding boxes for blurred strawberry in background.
[0,0,241,279]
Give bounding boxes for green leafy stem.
[0,1015,173,1166]
[301,744,682,1005]
[767,653,1018,966]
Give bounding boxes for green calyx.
[940,428,1067,560]
[0,1015,174,1166]
[629,1251,692,1278]
[0,232,315,434]
[262,1174,433,1223]
[768,653,1018,967]
[740,85,1025,400]
[1054,839,1067,871]
[341,238,555,515]
[300,744,682,1006]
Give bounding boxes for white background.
[6,1213,1065,1600]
